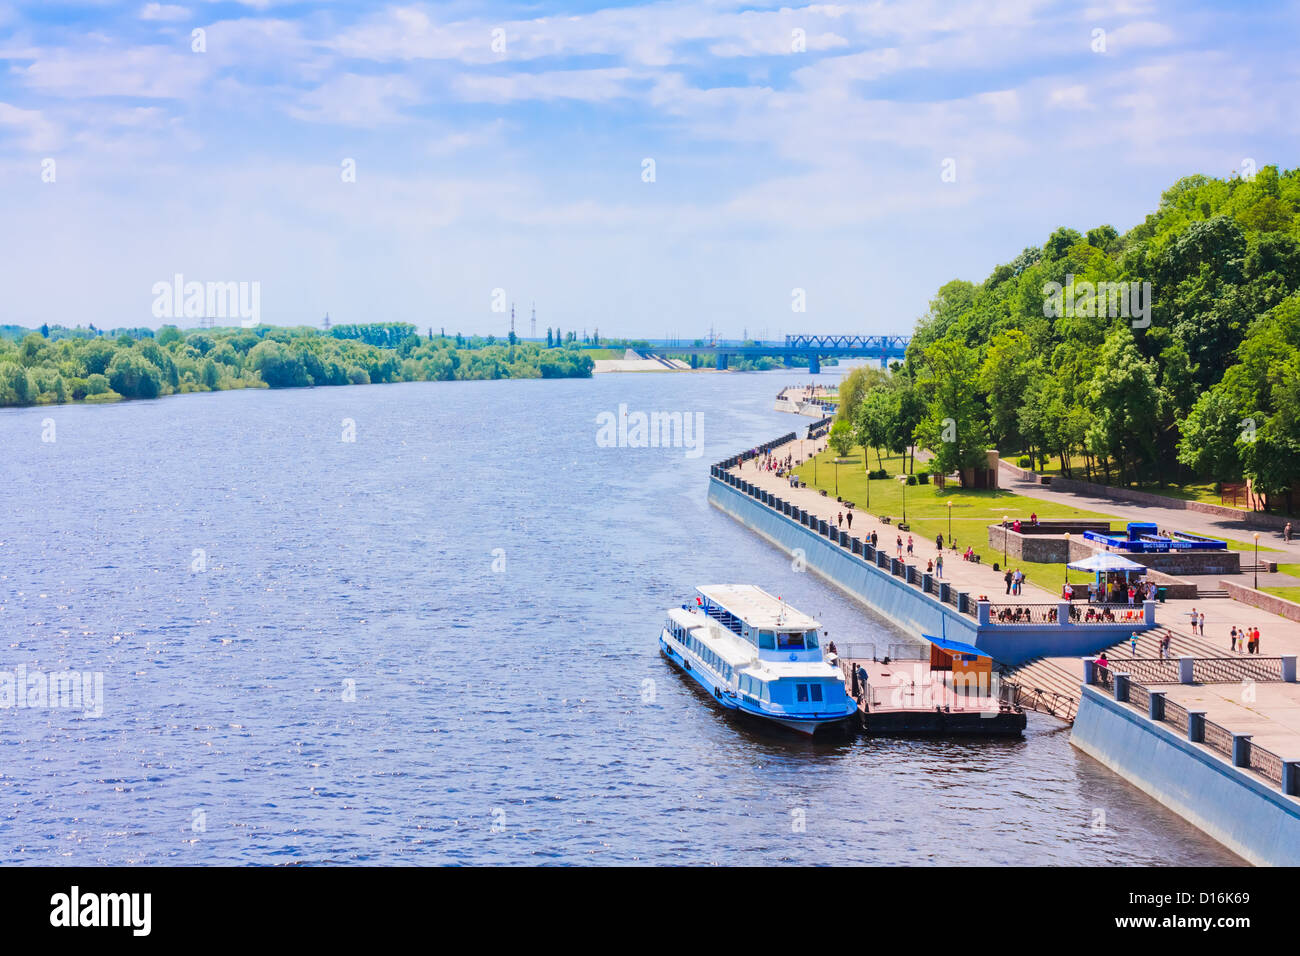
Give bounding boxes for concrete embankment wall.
[1071,687,1300,866]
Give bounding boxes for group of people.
[1080,579,1156,604]
[995,605,1047,623]
[749,451,793,474]
[1082,606,1120,623]
[1003,567,1025,595]
[835,510,854,531]
[1230,625,1263,654]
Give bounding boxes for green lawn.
[1260,587,1300,604]
[794,446,1117,596]
[1008,451,1300,517]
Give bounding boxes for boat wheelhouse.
[658,584,856,736]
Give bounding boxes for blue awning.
[920,634,993,658]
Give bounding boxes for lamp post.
[902,476,908,526]
[1254,532,1260,589]
[1064,533,1071,586]
[834,456,839,497]
[947,500,952,542]
[1003,515,1009,567]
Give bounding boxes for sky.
[1,0,1297,339]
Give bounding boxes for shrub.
[1018,456,1032,468]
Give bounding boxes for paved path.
[732,442,1064,608]
[998,463,1300,560]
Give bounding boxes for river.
[0,367,1239,864]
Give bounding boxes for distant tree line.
[0,322,594,407]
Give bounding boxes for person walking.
[896,535,903,559]
[837,512,843,529]
[936,532,943,550]
[906,534,914,556]
[1229,626,1238,652]
[935,553,944,579]
[1129,631,1139,657]
[846,511,852,530]
[1188,607,1198,632]
[1004,568,1013,595]
[1286,522,1293,543]
[1198,611,1205,636]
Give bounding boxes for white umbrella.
[1067,552,1146,573]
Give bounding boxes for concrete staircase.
[1002,625,1228,723]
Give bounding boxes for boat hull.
[659,634,855,738]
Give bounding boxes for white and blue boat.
[659,585,857,736]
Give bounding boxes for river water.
[0,367,1239,865]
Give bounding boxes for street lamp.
[947,500,952,543]
[834,456,839,497]
[1064,533,1071,586]
[902,476,908,525]
[1003,515,1009,567]
[1254,532,1260,589]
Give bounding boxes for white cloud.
[287,73,421,126]
[140,3,190,21]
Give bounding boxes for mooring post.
[1114,672,1130,703]
[1283,760,1300,797]
[1232,733,1252,768]
[1148,690,1165,721]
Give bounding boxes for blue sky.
[1,0,1297,338]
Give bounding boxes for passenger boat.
[659,585,857,736]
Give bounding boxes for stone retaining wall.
[1220,580,1300,623]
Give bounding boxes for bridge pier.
[716,352,728,371]
[880,356,888,369]
[808,354,821,375]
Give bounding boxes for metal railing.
[988,604,1059,624]
[1003,679,1078,721]
[1248,743,1285,786]
[1094,664,1114,691]
[1112,658,1181,684]
[1202,719,1233,759]
[1191,657,1286,683]
[1162,698,1190,735]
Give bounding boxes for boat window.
[758,630,776,650]
[805,630,819,648]
[777,632,805,650]
[810,684,824,703]
[761,681,770,702]
[796,683,809,703]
